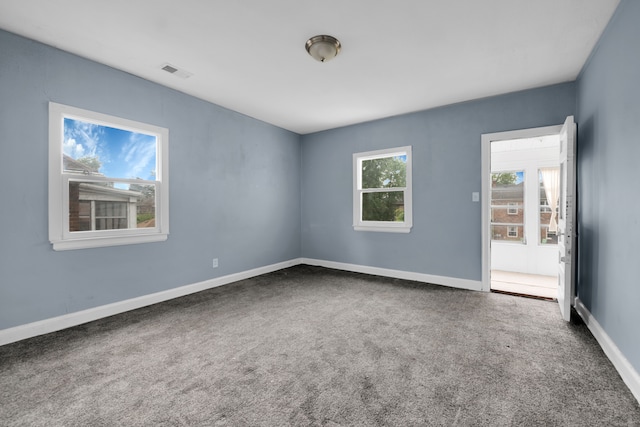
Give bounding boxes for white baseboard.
[575,298,640,404]
[1,257,481,347]
[301,258,482,291]
[0,258,303,346]
[4,261,636,406]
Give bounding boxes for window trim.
[352,146,412,233]
[507,202,518,215]
[49,102,169,250]
[507,226,518,238]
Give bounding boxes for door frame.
[481,124,562,292]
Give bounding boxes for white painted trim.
[575,298,640,404]
[0,258,303,346]
[481,124,563,292]
[352,226,411,233]
[301,258,482,291]
[0,257,482,346]
[51,233,168,251]
[481,133,491,291]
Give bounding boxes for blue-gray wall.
[2,0,637,382]
[576,0,640,374]
[0,30,301,329]
[300,84,576,280]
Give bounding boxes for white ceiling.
[0,0,620,134]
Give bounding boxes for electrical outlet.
[212,258,218,268]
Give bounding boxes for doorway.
[480,124,564,300]
[481,118,577,318]
[489,135,560,299]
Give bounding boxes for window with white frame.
[507,202,518,215]
[507,226,518,237]
[353,146,412,233]
[49,102,169,250]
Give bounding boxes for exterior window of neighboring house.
[490,171,525,242]
[49,102,169,250]
[95,201,128,230]
[353,146,412,233]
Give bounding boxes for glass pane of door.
[539,168,559,244]
[491,171,525,242]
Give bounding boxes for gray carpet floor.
[1,265,639,426]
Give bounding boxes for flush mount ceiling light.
[305,35,341,62]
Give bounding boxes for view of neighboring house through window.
[539,167,559,245]
[63,118,157,233]
[353,146,412,233]
[49,102,169,250]
[490,171,525,242]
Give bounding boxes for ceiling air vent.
[160,63,193,79]
[162,64,178,73]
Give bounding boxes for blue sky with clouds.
[63,118,156,181]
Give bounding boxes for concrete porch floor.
[491,270,557,299]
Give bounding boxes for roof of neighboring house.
[491,182,524,200]
[79,183,142,199]
[64,156,145,200]
[63,155,103,176]
[492,182,549,201]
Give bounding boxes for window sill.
[51,233,168,251]
[353,226,411,233]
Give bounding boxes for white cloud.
[63,119,102,159]
[121,133,156,179]
[63,118,156,179]
[62,138,85,158]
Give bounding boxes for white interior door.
[557,116,577,321]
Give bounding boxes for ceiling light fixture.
[305,35,341,62]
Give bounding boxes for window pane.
[539,168,559,245]
[63,118,157,180]
[491,171,525,242]
[68,181,156,232]
[361,155,406,189]
[77,201,91,231]
[491,225,524,242]
[133,182,157,228]
[362,191,404,222]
